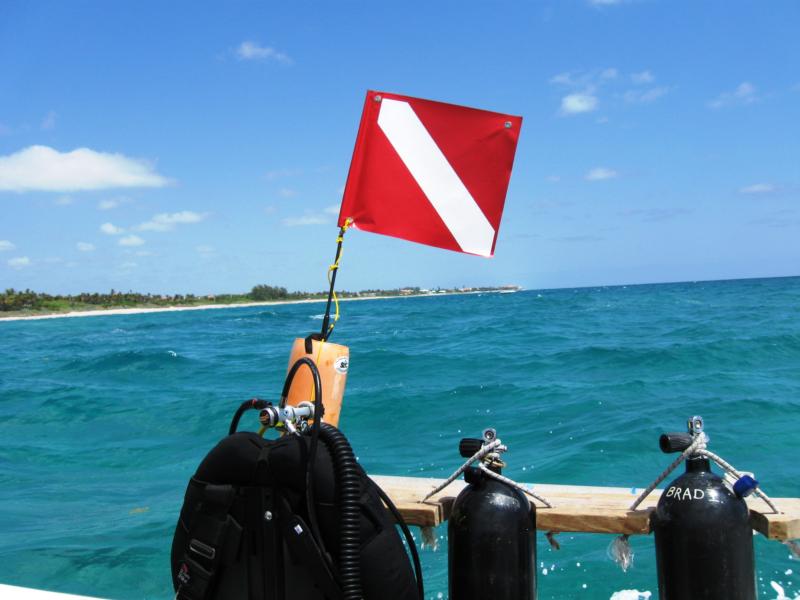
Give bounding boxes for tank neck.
[486,463,502,475]
[685,456,711,473]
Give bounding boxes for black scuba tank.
[448,434,537,600]
[653,425,756,600]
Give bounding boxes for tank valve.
[459,438,484,458]
[659,433,694,453]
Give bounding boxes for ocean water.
[1,276,799,600]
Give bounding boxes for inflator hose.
[318,422,363,600]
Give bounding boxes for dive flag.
[338,91,522,257]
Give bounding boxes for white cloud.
[8,256,31,269]
[0,145,171,192]
[550,72,576,86]
[196,245,214,255]
[100,222,125,235]
[740,183,777,195]
[550,69,614,89]
[41,110,57,131]
[54,195,73,206]
[623,86,670,104]
[601,68,618,80]
[278,188,297,198]
[137,211,208,232]
[546,175,561,183]
[236,41,292,64]
[631,70,654,84]
[0,240,15,251]
[76,242,95,252]
[708,82,758,109]
[324,204,341,215]
[119,235,145,247]
[282,214,330,227]
[560,93,598,115]
[551,67,670,114]
[585,167,618,181]
[98,198,121,210]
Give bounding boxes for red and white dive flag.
[338,91,522,257]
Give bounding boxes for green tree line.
[1,284,486,314]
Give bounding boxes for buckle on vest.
[189,539,216,561]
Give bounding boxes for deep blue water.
[1,277,799,599]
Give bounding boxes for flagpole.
[320,219,352,341]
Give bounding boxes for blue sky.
[1,1,798,294]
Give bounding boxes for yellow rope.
[323,217,352,341]
[309,218,353,405]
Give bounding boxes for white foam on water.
[609,591,652,600]
[768,580,800,599]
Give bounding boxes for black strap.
[277,496,341,599]
[176,484,243,600]
[258,486,281,600]
[304,333,323,354]
[253,445,272,483]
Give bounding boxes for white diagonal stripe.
[377,99,496,256]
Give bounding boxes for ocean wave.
[61,349,194,374]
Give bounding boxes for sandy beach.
[0,290,511,323]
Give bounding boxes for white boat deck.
[0,585,104,599]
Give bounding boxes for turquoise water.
[1,276,799,599]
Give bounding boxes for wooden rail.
[371,475,800,540]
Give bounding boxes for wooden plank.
[370,475,800,540]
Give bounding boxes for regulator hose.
[228,398,270,435]
[318,422,363,600]
[366,469,425,599]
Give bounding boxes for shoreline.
[0,290,518,322]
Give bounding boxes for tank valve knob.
[659,433,694,454]
[459,438,484,458]
[733,475,759,499]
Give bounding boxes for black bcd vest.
[171,431,419,600]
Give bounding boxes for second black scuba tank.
[653,416,756,600]
[448,429,537,600]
